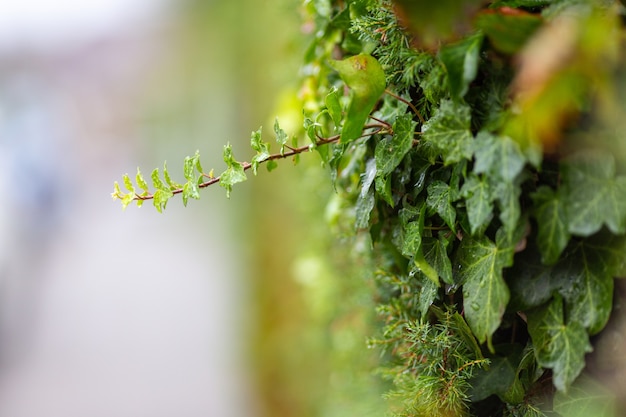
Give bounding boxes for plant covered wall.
[113,0,626,415]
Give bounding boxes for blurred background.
[0,1,387,416]
[0,0,288,416]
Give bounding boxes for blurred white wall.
[0,1,256,416]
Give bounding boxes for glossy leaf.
[219,144,247,198]
[456,234,514,349]
[330,54,386,143]
[325,87,342,127]
[527,296,592,392]
[426,181,456,231]
[274,119,288,155]
[531,186,570,265]
[473,132,526,182]
[557,240,615,335]
[422,236,453,285]
[355,158,377,230]
[250,128,272,175]
[561,150,626,236]
[461,173,494,236]
[375,114,416,177]
[439,32,483,100]
[421,100,473,166]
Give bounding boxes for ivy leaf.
[422,236,453,285]
[219,143,247,198]
[426,181,456,231]
[274,119,289,155]
[494,179,522,239]
[473,132,526,182]
[163,162,182,190]
[250,128,272,175]
[439,32,483,100]
[330,54,386,143]
[561,150,626,236]
[135,168,149,192]
[455,234,514,349]
[325,87,343,128]
[474,7,543,55]
[531,186,570,265]
[468,355,520,402]
[151,168,173,213]
[355,158,377,230]
[421,100,474,165]
[527,296,592,392]
[553,376,617,417]
[375,114,416,177]
[460,173,493,236]
[555,239,615,335]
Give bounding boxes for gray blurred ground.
[0,3,256,416]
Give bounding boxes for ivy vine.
[113,0,626,416]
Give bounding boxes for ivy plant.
[113,0,626,416]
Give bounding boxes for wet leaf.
[330,54,386,143]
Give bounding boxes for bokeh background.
[0,1,305,416]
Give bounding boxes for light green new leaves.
[531,186,570,265]
[219,144,247,198]
[527,296,592,393]
[439,32,483,100]
[182,151,203,206]
[456,233,514,349]
[561,150,626,236]
[421,100,473,165]
[330,54,386,143]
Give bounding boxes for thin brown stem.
[385,89,425,124]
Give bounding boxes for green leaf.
[135,168,149,192]
[330,54,386,143]
[274,119,288,155]
[456,235,514,349]
[355,158,377,230]
[439,32,483,100]
[531,186,570,265]
[494,179,522,239]
[421,100,474,165]
[422,236,453,285]
[250,128,272,175]
[473,132,526,182]
[219,144,247,198]
[553,376,617,417]
[461,173,494,235]
[151,168,173,213]
[163,162,182,190]
[375,114,416,177]
[325,87,343,127]
[183,151,202,182]
[527,296,592,392]
[426,181,456,231]
[556,240,615,335]
[474,7,543,55]
[468,355,519,402]
[122,173,135,193]
[182,181,200,207]
[561,150,626,236]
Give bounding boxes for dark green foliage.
[113,0,626,415]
